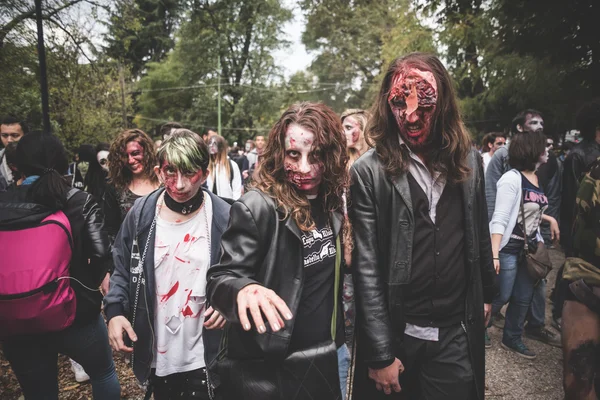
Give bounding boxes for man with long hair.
[350,53,496,399]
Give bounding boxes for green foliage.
[300,0,435,112]
[104,0,183,77]
[134,0,293,144]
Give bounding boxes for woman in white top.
[206,135,242,200]
[488,131,559,360]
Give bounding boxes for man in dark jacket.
[552,100,600,328]
[104,130,230,399]
[350,53,496,400]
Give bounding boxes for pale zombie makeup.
[208,138,219,155]
[126,140,145,175]
[159,161,204,203]
[343,116,362,148]
[97,150,109,172]
[388,67,438,150]
[522,115,544,133]
[284,124,324,196]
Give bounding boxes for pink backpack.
[0,210,76,338]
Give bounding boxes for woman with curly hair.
[107,129,160,220]
[207,102,349,400]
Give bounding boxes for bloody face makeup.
[125,140,145,175]
[388,67,438,150]
[343,116,362,148]
[158,161,205,203]
[284,124,324,196]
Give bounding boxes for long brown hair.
[368,52,472,183]
[341,108,371,168]
[208,135,232,183]
[253,102,349,231]
[108,128,159,191]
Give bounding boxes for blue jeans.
[527,278,546,330]
[2,314,120,399]
[337,343,350,399]
[491,252,519,317]
[503,258,539,345]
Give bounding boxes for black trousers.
[354,324,474,400]
[150,367,211,400]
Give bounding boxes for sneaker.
[524,327,562,348]
[484,329,492,348]
[551,317,562,332]
[492,313,505,329]
[501,340,537,359]
[70,359,90,383]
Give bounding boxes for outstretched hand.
[236,284,293,333]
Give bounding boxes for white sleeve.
[230,161,243,200]
[489,171,520,235]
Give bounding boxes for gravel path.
[1,250,567,399]
[484,248,564,399]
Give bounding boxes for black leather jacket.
[349,149,496,400]
[0,185,111,326]
[561,140,600,254]
[207,190,343,363]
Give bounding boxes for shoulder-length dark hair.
[253,102,349,231]
[16,132,70,209]
[107,129,158,192]
[509,132,546,171]
[367,52,472,183]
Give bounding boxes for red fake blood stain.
[184,234,191,242]
[182,305,194,317]
[175,256,186,263]
[161,281,179,302]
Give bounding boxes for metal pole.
[35,0,51,133]
[217,58,221,135]
[118,62,127,128]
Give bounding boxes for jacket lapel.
[391,173,413,215]
[331,211,343,237]
[285,216,302,240]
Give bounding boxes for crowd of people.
[0,52,599,400]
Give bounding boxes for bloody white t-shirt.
[151,194,212,376]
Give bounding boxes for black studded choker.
[163,189,204,215]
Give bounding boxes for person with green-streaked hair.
[105,129,232,399]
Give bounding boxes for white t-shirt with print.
[151,194,212,377]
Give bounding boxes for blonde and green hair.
[156,129,209,173]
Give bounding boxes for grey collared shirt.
[400,139,446,223]
[399,138,447,341]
